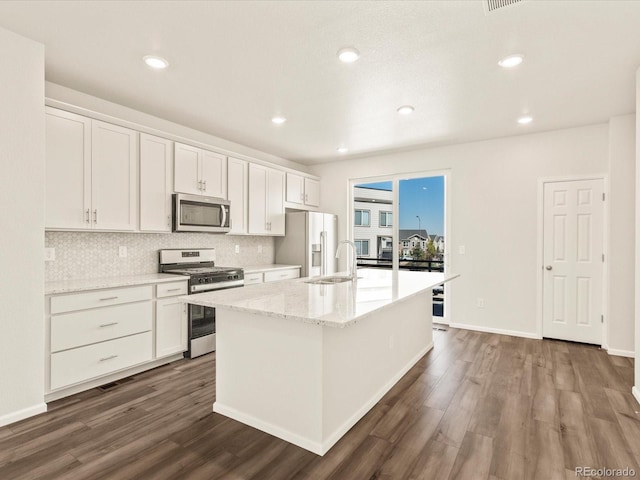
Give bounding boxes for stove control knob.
[199,278,205,284]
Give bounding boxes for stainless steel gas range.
[159,248,244,358]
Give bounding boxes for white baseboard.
[0,403,47,428]
[214,342,435,456]
[449,322,540,340]
[605,347,635,358]
[633,386,640,406]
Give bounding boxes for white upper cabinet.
[304,177,320,207]
[174,142,227,198]
[227,156,248,235]
[45,108,91,230]
[286,173,304,205]
[91,120,138,231]
[45,108,138,231]
[268,168,285,235]
[285,172,320,208]
[248,164,284,235]
[140,133,173,232]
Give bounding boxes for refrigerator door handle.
[320,231,326,276]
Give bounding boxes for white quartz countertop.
[182,268,459,328]
[240,264,302,274]
[45,273,187,295]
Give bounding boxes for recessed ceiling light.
[498,54,524,68]
[517,115,533,125]
[337,147,348,154]
[397,105,415,115]
[143,55,169,69]
[271,116,287,124]
[337,47,360,63]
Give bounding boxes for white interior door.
[542,179,604,344]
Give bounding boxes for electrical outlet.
[235,245,240,254]
[118,246,128,258]
[459,245,466,255]
[477,298,484,308]
[258,245,263,254]
[44,247,55,262]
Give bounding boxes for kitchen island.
[183,268,458,455]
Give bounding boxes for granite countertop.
[240,264,302,274]
[45,273,187,295]
[182,268,459,328]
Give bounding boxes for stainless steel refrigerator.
[274,211,338,278]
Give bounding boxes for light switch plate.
[235,245,240,254]
[118,246,128,258]
[44,247,55,262]
[458,245,465,255]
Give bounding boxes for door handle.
[545,265,553,271]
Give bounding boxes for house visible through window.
[379,211,392,227]
[354,210,370,226]
[355,239,369,256]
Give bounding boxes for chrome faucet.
[336,240,358,280]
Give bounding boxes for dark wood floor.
[1,327,638,480]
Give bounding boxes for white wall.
[608,114,635,357]
[313,124,624,340]
[0,28,46,425]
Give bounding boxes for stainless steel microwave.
[173,194,231,233]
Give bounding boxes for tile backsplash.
[45,231,275,282]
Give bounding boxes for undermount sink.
[306,276,356,285]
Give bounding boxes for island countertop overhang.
[180,269,459,328]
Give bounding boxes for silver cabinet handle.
[85,209,90,224]
[167,215,171,227]
[93,209,98,224]
[545,265,553,271]
[99,322,118,327]
[166,288,181,292]
[198,180,202,191]
[99,355,118,362]
[203,180,207,191]
[99,296,118,301]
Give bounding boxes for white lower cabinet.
[156,296,187,358]
[46,279,188,400]
[244,267,301,285]
[50,332,152,391]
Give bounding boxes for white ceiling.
[0,1,639,165]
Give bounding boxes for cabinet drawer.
[50,332,152,390]
[51,301,152,353]
[244,273,264,285]
[157,281,188,298]
[264,268,300,282]
[51,285,153,314]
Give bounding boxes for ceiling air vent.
[484,0,525,14]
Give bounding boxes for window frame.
[354,209,371,227]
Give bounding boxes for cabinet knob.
[545,265,553,271]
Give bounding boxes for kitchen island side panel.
[213,309,325,452]
[321,291,433,451]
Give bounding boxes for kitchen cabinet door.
[200,150,227,199]
[174,142,201,195]
[286,172,304,205]
[91,120,138,231]
[45,107,91,229]
[248,163,268,234]
[267,168,285,235]
[140,134,173,232]
[227,156,248,234]
[304,177,320,207]
[156,297,187,358]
